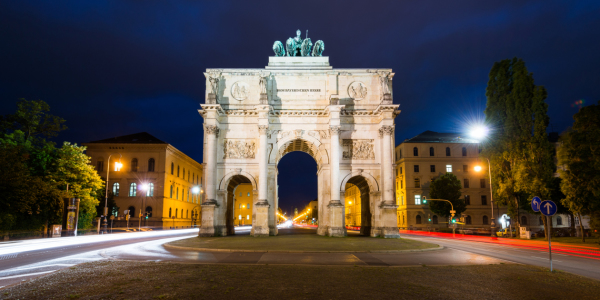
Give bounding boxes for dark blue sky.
[2,1,599,212]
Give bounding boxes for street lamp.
[191,186,202,227]
[139,183,149,230]
[470,125,497,237]
[103,154,122,234]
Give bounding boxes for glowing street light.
[103,153,122,234]
[470,125,497,237]
[469,125,489,140]
[474,165,482,172]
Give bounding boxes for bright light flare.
[474,165,482,172]
[140,183,149,191]
[114,162,123,171]
[191,186,200,194]
[470,125,489,140]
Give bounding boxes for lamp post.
[139,183,149,230]
[191,185,201,227]
[470,125,497,238]
[104,154,122,234]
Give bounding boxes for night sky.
[2,1,599,213]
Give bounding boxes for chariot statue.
[272,29,325,57]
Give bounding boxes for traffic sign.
[531,196,542,212]
[540,200,557,216]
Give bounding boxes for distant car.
[496,228,516,237]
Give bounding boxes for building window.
[238,203,241,209]
[416,215,422,224]
[415,195,421,205]
[414,178,420,188]
[463,165,468,173]
[413,147,418,156]
[97,160,104,172]
[430,165,435,172]
[401,180,403,189]
[238,215,242,220]
[462,147,467,157]
[399,167,403,174]
[129,183,137,197]
[466,215,472,225]
[398,150,402,159]
[446,147,451,156]
[521,216,528,225]
[557,216,562,226]
[429,147,434,156]
[464,195,470,205]
[483,215,489,225]
[481,195,487,205]
[247,215,250,220]
[148,158,155,172]
[128,206,135,218]
[175,208,178,218]
[183,168,185,180]
[176,187,179,199]
[182,189,184,200]
[131,158,138,172]
[146,206,152,217]
[171,163,174,175]
[113,183,120,196]
[414,165,419,172]
[401,196,404,205]
[464,179,469,188]
[169,208,172,218]
[247,203,251,209]
[239,192,242,197]
[177,166,180,177]
[446,165,452,172]
[188,171,190,182]
[147,183,154,197]
[433,215,438,224]
[247,192,250,197]
[480,179,486,188]
[187,190,190,202]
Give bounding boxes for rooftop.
[88,132,167,144]
[403,130,479,144]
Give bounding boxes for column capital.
[379,125,394,136]
[258,125,269,135]
[329,126,341,136]
[205,125,220,136]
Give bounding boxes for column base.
[252,202,270,237]
[317,225,328,236]
[376,203,400,238]
[199,203,224,237]
[327,201,347,237]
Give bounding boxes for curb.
[163,243,444,253]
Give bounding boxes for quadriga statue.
[272,41,285,57]
[286,37,297,56]
[300,38,313,57]
[312,40,324,56]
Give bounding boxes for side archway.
[218,170,258,191]
[221,173,255,235]
[339,170,380,194]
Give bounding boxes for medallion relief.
[231,81,250,100]
[343,139,375,160]
[223,139,256,159]
[347,81,368,100]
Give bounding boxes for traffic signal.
[451,218,456,223]
[428,214,431,222]
[422,196,427,204]
[145,213,148,220]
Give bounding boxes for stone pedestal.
[381,93,392,105]
[252,203,270,237]
[206,93,217,104]
[199,203,222,237]
[259,93,268,104]
[327,201,347,237]
[377,204,400,238]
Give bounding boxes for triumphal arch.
[199,31,400,238]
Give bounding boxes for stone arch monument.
[199,32,400,238]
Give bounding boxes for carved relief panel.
[342,139,375,160]
[223,139,256,159]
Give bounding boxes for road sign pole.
[548,215,552,272]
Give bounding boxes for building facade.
[84,132,203,228]
[344,185,362,227]
[232,183,253,226]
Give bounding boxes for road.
[1,226,599,290]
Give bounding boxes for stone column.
[327,125,346,237]
[199,125,219,237]
[253,125,270,236]
[378,125,400,238]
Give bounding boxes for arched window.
[521,216,528,225]
[466,215,472,225]
[557,216,562,226]
[146,183,154,197]
[416,215,422,224]
[128,206,135,218]
[429,147,434,156]
[169,208,172,218]
[446,147,451,156]
[131,158,138,172]
[433,215,438,224]
[483,215,489,225]
[176,187,179,199]
[187,190,190,202]
[181,189,184,200]
[146,206,153,217]
[462,147,467,157]
[414,178,420,188]
[148,158,155,172]
[539,216,544,225]
[112,182,120,196]
[170,185,173,198]
[171,163,174,175]
[413,147,419,156]
[129,183,137,197]
[177,166,180,177]
[175,208,178,218]
[96,158,104,172]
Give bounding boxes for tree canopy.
[428,173,466,219]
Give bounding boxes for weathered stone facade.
[199,56,400,237]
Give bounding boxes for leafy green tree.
[428,173,466,224]
[482,58,554,236]
[558,101,600,242]
[96,188,119,219]
[50,142,104,229]
[0,98,66,140]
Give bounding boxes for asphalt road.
[1,226,599,290]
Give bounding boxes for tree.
[558,101,600,242]
[428,173,466,224]
[0,98,66,140]
[482,58,554,237]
